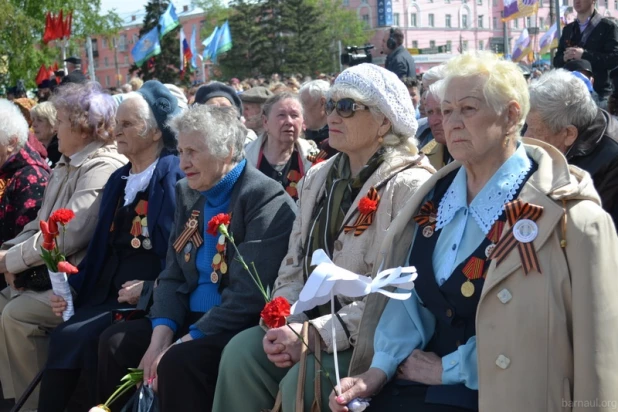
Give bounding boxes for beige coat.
[272,148,434,353]
[245,133,318,174]
[2,141,127,275]
[349,139,618,411]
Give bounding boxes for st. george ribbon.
[291,249,418,411]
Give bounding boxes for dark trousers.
[97,316,236,412]
[368,382,477,411]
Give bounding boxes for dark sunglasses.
[325,98,369,118]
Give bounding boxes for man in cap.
[37,80,53,102]
[62,57,87,85]
[238,86,273,137]
[564,59,600,104]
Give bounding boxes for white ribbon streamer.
[49,270,74,321]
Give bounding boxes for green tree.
[129,0,183,85]
[0,0,121,89]
[218,0,269,79]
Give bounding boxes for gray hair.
[262,92,303,117]
[121,84,132,94]
[30,101,57,130]
[328,82,418,153]
[529,69,597,133]
[168,105,246,162]
[299,80,330,101]
[422,65,447,90]
[426,80,445,102]
[0,99,29,148]
[120,92,158,138]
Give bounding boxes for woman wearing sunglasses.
[212,63,434,411]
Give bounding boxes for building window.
[446,14,452,27]
[476,0,482,5]
[493,17,498,29]
[446,40,452,51]
[105,76,110,87]
[514,18,519,28]
[124,55,129,64]
[412,40,419,48]
[605,0,608,6]
[539,0,543,6]
[445,0,451,3]
[93,59,98,68]
[463,40,469,51]
[362,14,370,27]
[462,14,468,27]
[478,40,484,50]
[411,13,418,27]
[493,0,497,5]
[342,0,349,5]
[526,16,532,27]
[539,17,545,28]
[394,13,400,26]
[104,57,108,67]
[430,40,436,47]
[478,15,483,28]
[133,34,139,44]
[615,0,617,8]
[102,38,107,49]
[429,13,435,27]
[562,0,567,5]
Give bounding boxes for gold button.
[446,308,453,318]
[334,240,343,251]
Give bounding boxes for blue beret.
[137,80,181,151]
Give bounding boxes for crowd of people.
[0,9,617,412]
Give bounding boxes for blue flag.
[202,26,219,60]
[190,25,198,69]
[206,26,221,62]
[216,21,232,55]
[159,3,180,38]
[131,26,161,67]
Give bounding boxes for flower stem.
[286,324,337,394]
[225,233,270,302]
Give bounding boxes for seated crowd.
[0,52,616,412]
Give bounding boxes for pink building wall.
[346,0,618,72]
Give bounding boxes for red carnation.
[358,196,378,215]
[57,261,79,275]
[260,296,291,329]
[50,209,75,226]
[207,213,231,237]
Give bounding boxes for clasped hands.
[564,47,584,61]
[262,322,322,368]
[328,349,444,412]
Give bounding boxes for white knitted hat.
[335,63,418,137]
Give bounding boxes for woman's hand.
[138,326,174,389]
[262,322,305,368]
[50,294,67,317]
[329,368,387,412]
[396,349,443,385]
[3,272,18,290]
[118,280,144,305]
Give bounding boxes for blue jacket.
[70,150,184,307]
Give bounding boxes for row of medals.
[182,234,228,284]
[422,224,495,299]
[130,216,152,250]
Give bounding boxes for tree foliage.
[0,0,121,89]
[128,1,184,85]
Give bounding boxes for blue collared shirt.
[371,143,531,388]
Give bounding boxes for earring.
[378,136,384,144]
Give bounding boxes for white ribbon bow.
[291,249,418,315]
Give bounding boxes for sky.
[100,0,150,15]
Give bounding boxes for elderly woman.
[36,81,184,411]
[526,69,618,227]
[0,82,126,411]
[420,81,452,171]
[330,52,618,412]
[245,92,317,200]
[96,104,296,411]
[31,101,61,167]
[213,63,434,412]
[0,100,50,245]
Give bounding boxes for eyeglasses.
[325,98,370,118]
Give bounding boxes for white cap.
[164,84,188,109]
[335,63,417,137]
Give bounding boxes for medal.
[131,238,141,249]
[142,238,152,250]
[422,226,434,238]
[210,271,219,283]
[218,235,225,245]
[184,242,193,254]
[513,219,538,243]
[173,210,204,254]
[184,253,190,262]
[212,253,222,265]
[485,244,495,258]
[220,261,228,274]
[461,280,475,297]
[141,217,148,227]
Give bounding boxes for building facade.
[81,3,205,87]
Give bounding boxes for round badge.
[142,238,152,250]
[131,238,141,249]
[212,253,222,265]
[428,213,437,223]
[141,217,148,227]
[220,261,228,274]
[184,242,193,254]
[513,219,538,243]
[461,280,475,298]
[188,219,198,229]
[485,244,496,258]
[422,226,434,238]
[210,272,219,283]
[218,235,226,245]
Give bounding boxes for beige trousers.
[0,287,62,409]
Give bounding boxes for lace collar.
[122,159,158,206]
[436,144,531,234]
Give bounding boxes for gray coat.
[385,45,417,79]
[148,163,297,336]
